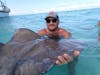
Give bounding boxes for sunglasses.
[46,19,57,23]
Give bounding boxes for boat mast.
[0,0,7,11]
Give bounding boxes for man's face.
[45,17,59,31]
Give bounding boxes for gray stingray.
[0,28,84,75]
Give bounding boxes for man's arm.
[56,29,80,65]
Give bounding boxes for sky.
[3,0,100,15]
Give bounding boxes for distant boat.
[0,0,10,17]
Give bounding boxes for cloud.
[55,2,100,11]
[10,2,100,15]
[34,2,100,13]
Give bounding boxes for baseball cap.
[45,11,59,20]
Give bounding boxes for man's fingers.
[63,54,72,62]
[57,56,67,63]
[56,53,73,65]
[73,51,80,57]
[56,60,62,65]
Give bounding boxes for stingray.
[0,28,84,75]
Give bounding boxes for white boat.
[0,0,10,17]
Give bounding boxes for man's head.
[45,11,59,31]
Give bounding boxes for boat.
[0,0,10,17]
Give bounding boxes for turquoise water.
[1,8,100,75]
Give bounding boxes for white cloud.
[10,2,100,15]
[32,2,100,13]
[55,2,100,11]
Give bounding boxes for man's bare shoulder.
[38,29,46,36]
[58,28,71,38]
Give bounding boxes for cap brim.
[45,16,58,20]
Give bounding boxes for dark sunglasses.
[46,19,57,23]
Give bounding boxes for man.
[38,11,80,65]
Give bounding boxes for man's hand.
[56,51,80,65]
[56,53,72,65]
